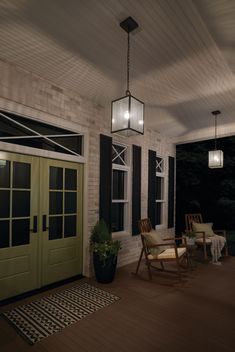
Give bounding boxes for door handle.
[42,215,49,231]
[30,215,38,233]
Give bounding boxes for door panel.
[41,158,83,286]
[0,152,83,301]
[0,153,39,301]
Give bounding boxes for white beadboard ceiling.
[0,0,235,143]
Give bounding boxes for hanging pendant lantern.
[208,110,223,168]
[111,17,144,137]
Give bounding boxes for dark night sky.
[176,136,235,234]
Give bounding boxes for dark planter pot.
[93,252,117,283]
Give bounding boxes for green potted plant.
[90,219,121,283]
[182,230,196,245]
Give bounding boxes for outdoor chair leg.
[224,244,229,256]
[176,261,182,280]
[203,244,208,260]
[135,247,144,275]
[186,253,191,270]
[146,261,152,280]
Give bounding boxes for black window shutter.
[168,156,175,228]
[99,134,112,230]
[148,150,156,227]
[132,145,141,235]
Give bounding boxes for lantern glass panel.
[208,150,223,168]
[129,96,144,133]
[111,96,129,133]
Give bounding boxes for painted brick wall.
[0,59,175,276]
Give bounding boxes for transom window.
[156,156,164,173]
[112,144,128,166]
[0,110,83,157]
[112,143,130,233]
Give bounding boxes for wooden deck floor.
[1,256,235,352]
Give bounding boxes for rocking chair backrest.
[138,218,152,234]
[185,213,203,232]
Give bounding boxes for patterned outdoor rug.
[2,282,120,344]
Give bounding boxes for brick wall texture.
[0,59,176,276]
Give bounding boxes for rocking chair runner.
[135,219,189,280]
[185,213,228,260]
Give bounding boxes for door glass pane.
[64,215,77,237]
[0,160,10,188]
[13,162,30,189]
[0,220,10,248]
[49,192,63,214]
[112,170,125,199]
[0,190,10,218]
[65,192,77,214]
[49,216,63,240]
[12,191,30,217]
[12,219,30,246]
[65,169,77,190]
[50,167,63,190]
[112,203,124,232]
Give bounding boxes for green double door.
[0,152,83,301]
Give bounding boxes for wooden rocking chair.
[135,219,189,280]
[185,213,228,261]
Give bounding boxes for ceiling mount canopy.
[111,16,144,137]
[120,16,138,34]
[208,110,223,169]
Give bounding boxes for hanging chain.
[126,31,130,95]
[214,115,217,150]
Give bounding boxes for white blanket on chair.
[210,235,226,263]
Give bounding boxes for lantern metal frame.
[208,110,223,169]
[111,17,144,137]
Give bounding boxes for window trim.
[155,155,167,229]
[112,142,131,234]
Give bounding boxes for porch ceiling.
[0,0,235,143]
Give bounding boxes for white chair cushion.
[147,247,186,260]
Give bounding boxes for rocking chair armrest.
[164,236,186,241]
[214,229,227,238]
[163,236,187,245]
[164,236,188,241]
[163,242,178,247]
[146,242,174,249]
[194,231,205,235]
